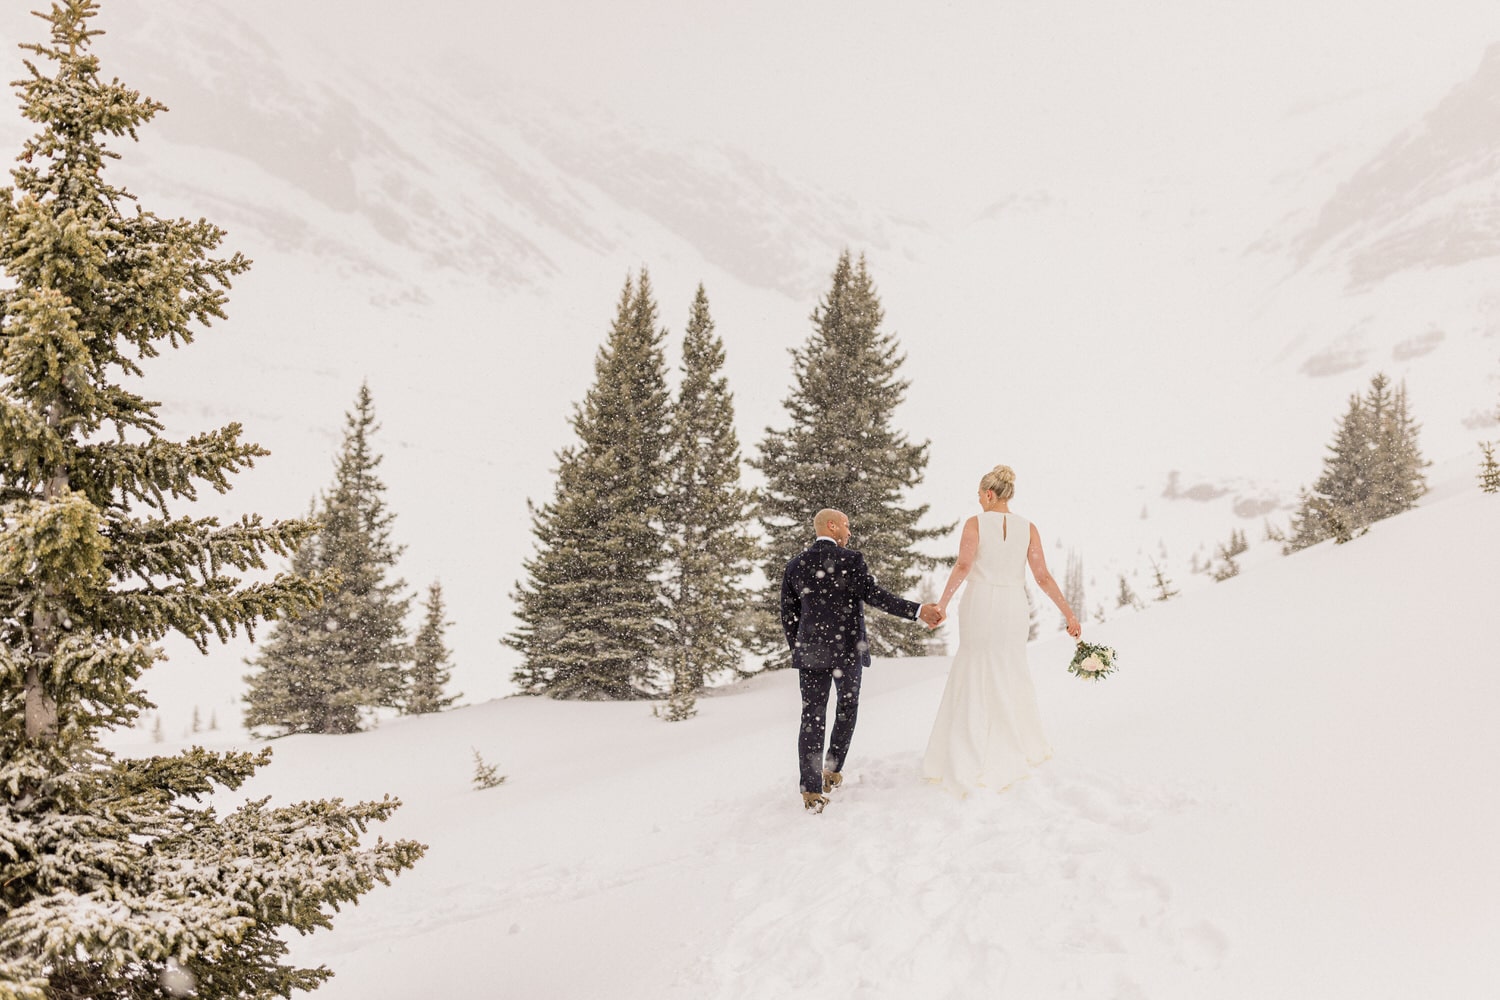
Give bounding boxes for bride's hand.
[1065,618,1081,639]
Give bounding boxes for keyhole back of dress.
[1002,513,1007,541]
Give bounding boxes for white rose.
[1080,654,1103,672]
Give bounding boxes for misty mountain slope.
[111,468,1500,999]
[40,2,917,302]
[1294,42,1500,286]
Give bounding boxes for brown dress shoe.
[801,791,828,813]
[822,770,843,793]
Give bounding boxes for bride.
[922,464,1080,793]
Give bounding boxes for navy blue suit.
[781,539,921,793]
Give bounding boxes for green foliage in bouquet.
[1068,640,1118,681]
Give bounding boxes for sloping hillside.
[113,470,1499,999]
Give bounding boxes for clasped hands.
[918,603,946,629]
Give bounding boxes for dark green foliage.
[243,383,412,734]
[508,271,672,699]
[406,580,461,714]
[660,286,757,720]
[0,5,422,996]
[752,251,950,666]
[1287,373,1428,551]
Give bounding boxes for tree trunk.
[25,404,67,743]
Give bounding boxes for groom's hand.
[918,603,944,628]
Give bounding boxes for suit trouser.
[797,664,863,794]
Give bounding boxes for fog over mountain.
[2,0,1498,711]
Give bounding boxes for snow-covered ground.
[111,464,1500,998]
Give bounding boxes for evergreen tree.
[1149,559,1180,601]
[752,251,950,665]
[471,748,506,790]
[1025,583,1040,640]
[660,285,756,721]
[243,383,412,734]
[1479,441,1500,494]
[507,271,671,698]
[1287,373,1427,551]
[1211,528,1248,581]
[0,6,422,996]
[406,580,461,714]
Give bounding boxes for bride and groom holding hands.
[781,465,1080,812]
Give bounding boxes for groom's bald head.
[814,508,850,545]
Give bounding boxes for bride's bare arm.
[936,517,980,615]
[1027,522,1081,638]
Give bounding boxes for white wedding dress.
[923,511,1051,792]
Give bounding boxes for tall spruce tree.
[752,251,950,666]
[244,383,412,734]
[1287,372,1428,551]
[660,285,756,721]
[508,271,671,698]
[0,5,423,996]
[405,580,460,714]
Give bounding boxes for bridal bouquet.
[1068,640,1118,681]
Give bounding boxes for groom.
[781,508,944,813]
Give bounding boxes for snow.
[110,471,1500,998]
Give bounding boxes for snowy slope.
[109,468,1500,999]
[3,0,1500,717]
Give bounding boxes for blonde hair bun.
[979,464,1016,500]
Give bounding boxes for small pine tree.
[1478,441,1500,494]
[0,7,422,995]
[406,580,461,714]
[152,714,165,744]
[1115,574,1143,610]
[752,251,951,665]
[208,708,219,731]
[243,383,413,734]
[191,706,202,734]
[1149,559,1180,601]
[1211,528,1248,581]
[661,285,757,718]
[472,749,507,790]
[507,271,672,699]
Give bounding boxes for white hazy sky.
[226,0,1500,220]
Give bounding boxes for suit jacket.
[781,539,921,672]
